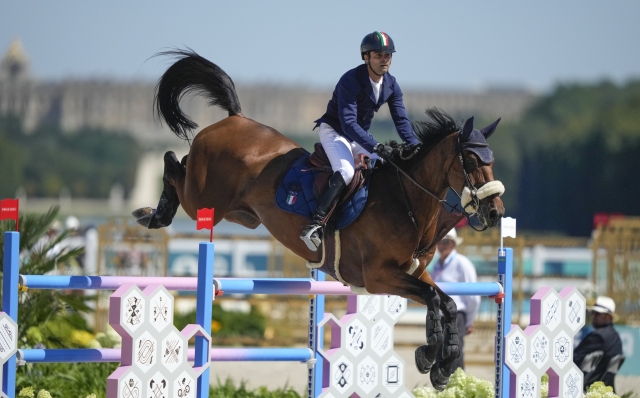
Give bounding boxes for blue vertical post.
[2,231,19,398]
[195,242,214,398]
[308,269,325,398]
[495,248,513,398]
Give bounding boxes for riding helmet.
[360,31,396,60]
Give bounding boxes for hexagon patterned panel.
[317,295,414,398]
[505,286,586,398]
[106,284,211,398]
[0,312,18,398]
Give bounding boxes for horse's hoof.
[414,345,435,374]
[132,207,154,219]
[429,363,450,392]
[132,207,155,228]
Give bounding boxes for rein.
[388,134,490,258]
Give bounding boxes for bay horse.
[133,50,505,390]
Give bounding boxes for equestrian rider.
[300,31,422,251]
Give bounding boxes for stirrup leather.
[300,224,323,251]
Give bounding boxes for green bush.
[1,207,94,346]
[209,378,302,397]
[17,373,304,398]
[174,302,267,339]
[413,368,626,398]
[17,362,118,398]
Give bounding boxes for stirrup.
[300,224,323,251]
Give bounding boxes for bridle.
[387,132,504,259]
[388,133,490,234]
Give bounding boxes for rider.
[300,31,422,251]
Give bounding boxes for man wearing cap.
[573,296,624,392]
[299,31,421,251]
[430,228,480,371]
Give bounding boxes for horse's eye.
[464,157,478,172]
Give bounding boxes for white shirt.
[369,76,383,103]
[431,249,481,329]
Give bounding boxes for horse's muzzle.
[478,195,504,228]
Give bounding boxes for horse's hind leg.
[133,151,184,229]
[429,290,460,391]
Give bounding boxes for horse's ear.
[480,118,501,139]
[461,116,474,141]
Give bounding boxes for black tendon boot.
[300,172,346,251]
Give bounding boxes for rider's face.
[365,51,392,75]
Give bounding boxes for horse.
[132,49,505,390]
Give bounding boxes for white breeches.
[318,123,379,184]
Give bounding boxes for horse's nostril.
[490,209,499,219]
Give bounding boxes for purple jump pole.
[19,347,313,363]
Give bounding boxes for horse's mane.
[384,108,460,166]
[412,108,460,146]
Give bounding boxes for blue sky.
[2,1,639,91]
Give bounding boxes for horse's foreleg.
[414,294,443,378]
[429,289,460,391]
[133,151,184,229]
[361,266,444,382]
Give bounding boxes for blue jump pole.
[495,248,513,398]
[195,242,214,398]
[2,231,19,398]
[308,269,325,398]
[19,275,503,297]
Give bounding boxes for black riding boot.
[300,172,347,251]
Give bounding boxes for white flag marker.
[500,217,516,254]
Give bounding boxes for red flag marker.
[0,198,19,231]
[197,208,215,242]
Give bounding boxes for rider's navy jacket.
[315,64,420,153]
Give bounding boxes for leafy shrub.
[413,368,493,398]
[209,378,302,397]
[17,362,118,398]
[174,302,267,339]
[585,382,621,398]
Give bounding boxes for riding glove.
[373,143,399,160]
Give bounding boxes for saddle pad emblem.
[286,187,299,205]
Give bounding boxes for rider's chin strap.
[461,180,505,214]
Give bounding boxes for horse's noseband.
[460,181,505,214]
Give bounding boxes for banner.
[0,198,19,230]
[196,208,214,242]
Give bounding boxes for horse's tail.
[154,48,242,140]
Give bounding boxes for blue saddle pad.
[275,153,373,230]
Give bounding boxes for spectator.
[431,228,480,371]
[573,296,624,393]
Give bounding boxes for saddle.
[307,143,372,205]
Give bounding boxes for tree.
[507,80,640,235]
